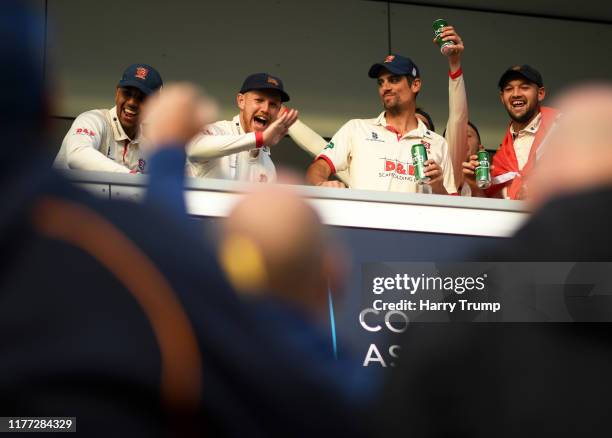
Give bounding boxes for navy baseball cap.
[368,54,420,79]
[498,65,543,89]
[117,64,163,96]
[239,73,290,102]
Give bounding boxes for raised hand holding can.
[433,19,454,55]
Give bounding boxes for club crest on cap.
[135,67,149,80]
[267,76,279,86]
[384,55,395,63]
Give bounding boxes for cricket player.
[186,73,297,182]
[462,65,559,199]
[306,54,456,194]
[54,64,163,173]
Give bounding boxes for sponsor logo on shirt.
[75,128,95,137]
[422,141,431,151]
[378,158,416,181]
[323,141,335,150]
[366,131,385,142]
[383,159,414,175]
[135,67,149,80]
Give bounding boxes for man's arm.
[187,130,261,160]
[288,118,326,156]
[436,25,469,190]
[306,158,345,188]
[186,110,298,161]
[58,112,131,173]
[288,116,350,186]
[305,121,355,188]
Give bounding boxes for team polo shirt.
[493,111,543,199]
[317,113,456,194]
[510,111,542,171]
[186,115,277,183]
[54,106,146,173]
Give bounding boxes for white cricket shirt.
[317,113,456,194]
[54,106,146,173]
[186,115,276,183]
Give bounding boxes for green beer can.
[433,18,454,55]
[476,149,491,189]
[411,143,430,184]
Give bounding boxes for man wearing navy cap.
[306,54,456,194]
[186,72,297,182]
[54,64,163,173]
[463,65,559,199]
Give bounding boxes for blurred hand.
[317,181,347,189]
[141,82,218,151]
[424,159,446,193]
[262,108,299,146]
[516,183,529,200]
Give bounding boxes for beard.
[384,100,402,115]
[507,102,539,125]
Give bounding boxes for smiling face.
[115,86,146,138]
[500,78,545,126]
[236,89,282,133]
[377,70,421,114]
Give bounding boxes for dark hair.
[467,121,481,144]
[405,75,420,98]
[415,107,435,132]
[441,121,482,146]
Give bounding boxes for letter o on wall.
[385,310,409,333]
[359,308,381,332]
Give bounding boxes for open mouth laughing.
[511,99,527,111]
[122,107,139,123]
[253,114,269,130]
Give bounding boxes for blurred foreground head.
[220,186,347,318]
[0,0,48,169]
[528,83,612,209]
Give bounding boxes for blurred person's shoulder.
[496,186,612,261]
[380,323,612,438]
[42,170,215,265]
